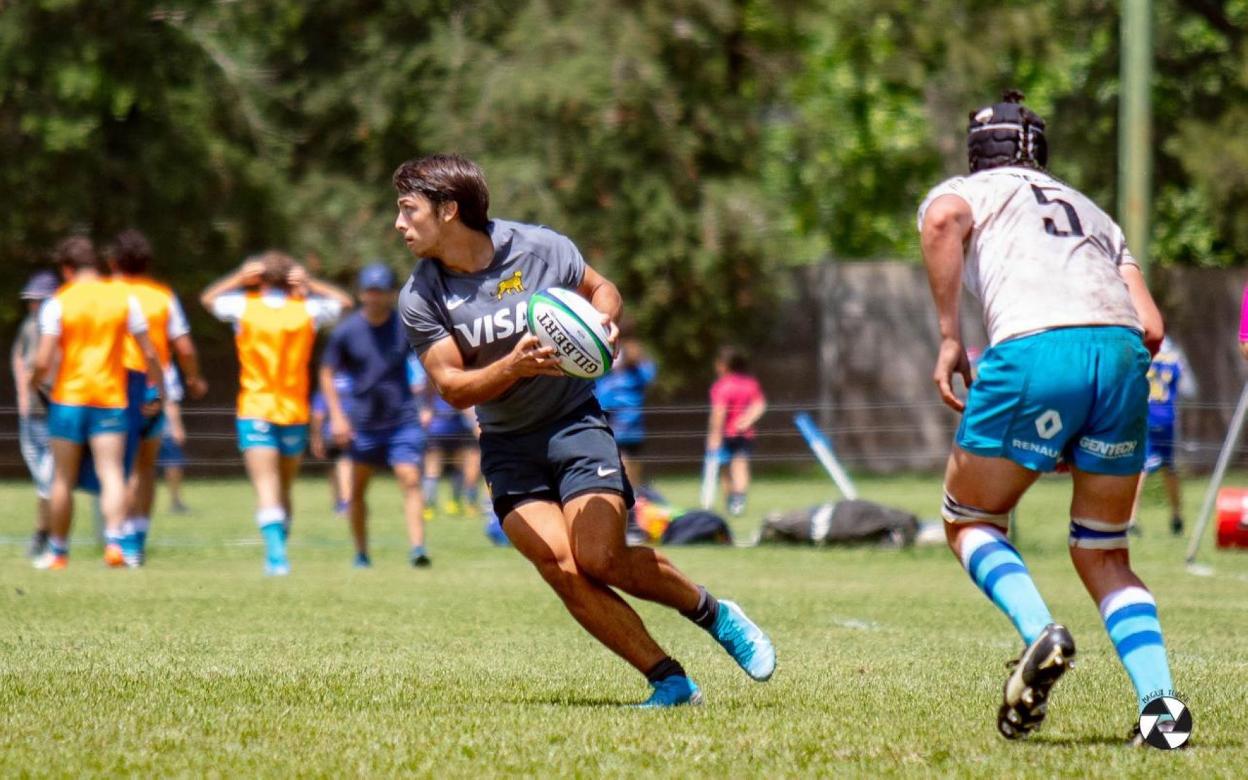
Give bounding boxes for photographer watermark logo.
[1138,694,1192,750]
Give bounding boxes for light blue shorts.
[957,326,1150,476]
[237,419,309,457]
[48,402,128,444]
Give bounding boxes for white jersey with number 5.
[917,166,1141,346]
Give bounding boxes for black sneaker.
[1171,515,1184,536]
[997,623,1076,739]
[410,552,432,568]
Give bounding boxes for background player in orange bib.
[202,251,351,575]
[31,237,165,570]
[109,229,209,566]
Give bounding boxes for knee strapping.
[1069,516,1130,550]
[942,490,1010,529]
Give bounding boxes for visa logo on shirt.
[453,300,530,348]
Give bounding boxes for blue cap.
[20,271,59,301]
[358,263,396,291]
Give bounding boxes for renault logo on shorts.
[1035,409,1063,440]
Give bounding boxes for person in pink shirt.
[1239,282,1248,361]
[706,347,767,516]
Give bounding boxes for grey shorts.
[481,400,634,520]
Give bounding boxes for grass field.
[2,469,1246,777]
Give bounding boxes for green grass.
[2,470,1246,777]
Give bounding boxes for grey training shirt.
[399,219,595,433]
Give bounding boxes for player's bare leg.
[505,499,668,675]
[566,491,776,682]
[122,436,161,566]
[244,447,291,575]
[393,463,426,554]
[348,462,374,562]
[90,432,129,567]
[564,493,700,611]
[422,446,444,517]
[1068,467,1174,721]
[942,447,1071,739]
[728,455,751,515]
[1162,468,1183,534]
[37,439,84,568]
[333,456,352,513]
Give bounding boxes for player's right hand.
[310,436,326,460]
[933,337,972,413]
[240,260,265,285]
[330,415,353,448]
[186,376,209,400]
[507,334,564,378]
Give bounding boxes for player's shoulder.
[494,218,576,257]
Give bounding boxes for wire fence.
[1,399,1245,476]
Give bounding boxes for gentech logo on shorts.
[1078,437,1137,459]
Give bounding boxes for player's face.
[395,193,442,256]
[359,288,394,314]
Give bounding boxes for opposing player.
[395,153,774,706]
[320,263,429,568]
[1131,336,1194,536]
[12,271,60,557]
[202,252,351,575]
[31,237,164,570]
[918,91,1175,743]
[109,229,208,566]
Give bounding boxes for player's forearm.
[319,365,348,424]
[172,336,204,387]
[738,400,767,431]
[200,269,248,309]
[434,361,519,409]
[1121,265,1164,353]
[587,279,622,322]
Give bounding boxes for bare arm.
[1119,264,1164,356]
[736,397,768,432]
[920,194,975,412]
[578,265,622,351]
[319,363,353,446]
[134,331,166,414]
[288,265,354,311]
[420,334,562,410]
[12,349,30,417]
[706,404,727,451]
[164,400,186,446]
[31,333,58,390]
[201,261,263,310]
[171,334,208,399]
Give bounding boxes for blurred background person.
[202,252,350,575]
[422,391,482,521]
[706,347,767,517]
[157,385,191,513]
[320,263,429,568]
[310,369,354,517]
[595,322,657,486]
[109,229,208,566]
[1131,336,1195,536]
[12,271,61,557]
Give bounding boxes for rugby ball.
[526,288,613,379]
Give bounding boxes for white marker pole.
[700,452,719,510]
[1186,379,1248,568]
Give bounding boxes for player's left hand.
[599,312,620,358]
[933,337,972,413]
[142,397,163,419]
[287,264,308,293]
[186,376,208,400]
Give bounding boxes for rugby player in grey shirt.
[395,154,775,707]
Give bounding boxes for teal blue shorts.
[48,402,128,444]
[957,326,1150,476]
[237,419,309,457]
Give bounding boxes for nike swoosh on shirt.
[446,297,467,311]
[597,467,619,477]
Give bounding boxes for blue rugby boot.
[711,600,776,681]
[635,676,703,708]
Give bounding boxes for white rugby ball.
[526,288,613,379]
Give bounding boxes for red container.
[1215,488,1248,549]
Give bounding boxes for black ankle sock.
[680,585,720,631]
[645,657,687,684]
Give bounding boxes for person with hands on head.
[202,251,351,575]
[395,153,774,708]
[32,236,165,571]
[918,91,1173,745]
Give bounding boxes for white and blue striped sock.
[958,525,1054,645]
[1100,587,1173,710]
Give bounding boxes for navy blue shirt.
[322,311,417,431]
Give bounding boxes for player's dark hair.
[967,89,1048,173]
[110,229,152,275]
[392,154,490,233]
[53,235,99,271]
[257,250,295,291]
[718,346,748,374]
